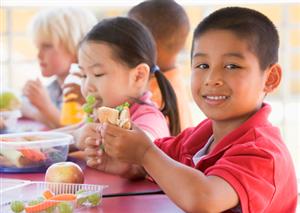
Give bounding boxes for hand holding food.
[85,142,132,176]
[22,79,52,111]
[100,123,154,165]
[75,122,100,150]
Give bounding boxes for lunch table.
[1,162,184,212]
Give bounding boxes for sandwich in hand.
[97,102,131,129]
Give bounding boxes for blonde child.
[22,8,97,129]
[74,17,180,168]
[128,0,193,130]
[86,7,298,212]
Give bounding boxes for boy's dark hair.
[192,7,279,70]
[80,17,180,135]
[128,0,190,53]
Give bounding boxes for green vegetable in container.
[57,202,73,213]
[87,193,101,206]
[76,189,88,205]
[10,200,25,213]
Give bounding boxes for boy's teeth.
[206,96,227,100]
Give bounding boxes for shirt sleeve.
[204,140,276,213]
[155,127,195,161]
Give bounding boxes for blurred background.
[1,0,299,189]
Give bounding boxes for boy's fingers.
[101,123,126,137]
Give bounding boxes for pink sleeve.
[131,104,170,139]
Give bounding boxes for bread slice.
[97,107,119,125]
[119,107,131,129]
[97,106,131,129]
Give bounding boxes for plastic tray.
[0,179,107,212]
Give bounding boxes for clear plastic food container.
[0,131,74,173]
[0,179,107,213]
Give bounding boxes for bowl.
[0,131,74,173]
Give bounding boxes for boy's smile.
[191,29,269,126]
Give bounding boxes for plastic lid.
[0,109,21,118]
[0,131,74,149]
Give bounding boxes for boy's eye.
[225,64,241,70]
[196,63,209,70]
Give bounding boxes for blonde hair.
[30,7,97,59]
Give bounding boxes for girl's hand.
[84,141,132,176]
[63,83,86,105]
[23,78,52,111]
[100,123,154,165]
[75,123,100,150]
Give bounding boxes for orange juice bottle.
[60,64,84,126]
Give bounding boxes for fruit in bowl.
[45,162,84,184]
[0,91,21,111]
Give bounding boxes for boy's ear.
[263,64,282,93]
[130,63,150,86]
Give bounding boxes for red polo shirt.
[155,103,297,213]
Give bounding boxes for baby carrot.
[18,148,46,162]
[25,193,76,213]
[42,190,54,199]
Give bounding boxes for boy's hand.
[23,78,52,111]
[63,83,85,105]
[100,123,154,165]
[75,123,100,150]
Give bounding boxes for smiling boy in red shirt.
[86,7,298,212]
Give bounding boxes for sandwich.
[97,102,131,129]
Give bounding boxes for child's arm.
[101,123,239,212]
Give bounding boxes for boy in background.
[22,8,97,128]
[128,0,193,130]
